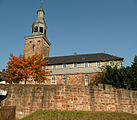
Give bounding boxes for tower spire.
[32,6,47,37]
[24,6,51,58]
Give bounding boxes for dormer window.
[40,27,43,33]
[34,27,38,32]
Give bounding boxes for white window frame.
[62,64,66,69]
[51,75,56,85]
[62,75,66,85]
[73,63,77,68]
[85,75,88,86]
[84,62,89,68]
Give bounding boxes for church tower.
[24,7,51,58]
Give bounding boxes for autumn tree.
[3,53,50,84]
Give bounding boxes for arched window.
[34,27,38,32]
[40,27,43,33]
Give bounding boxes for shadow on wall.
[0,88,8,107]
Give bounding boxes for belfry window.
[40,27,43,33]
[34,27,38,32]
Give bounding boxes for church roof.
[44,53,124,65]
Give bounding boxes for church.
[24,7,124,86]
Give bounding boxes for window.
[73,63,77,68]
[84,62,89,68]
[40,27,43,33]
[51,75,56,84]
[85,75,88,86]
[62,64,66,69]
[34,27,38,32]
[96,62,101,67]
[52,65,56,70]
[44,29,46,35]
[62,75,66,84]
[30,41,32,43]
[32,44,35,51]
[109,61,114,66]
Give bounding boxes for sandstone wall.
[0,84,136,119]
[0,106,16,120]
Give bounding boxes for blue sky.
[0,0,137,71]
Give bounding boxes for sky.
[0,0,137,71]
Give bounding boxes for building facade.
[23,7,124,86]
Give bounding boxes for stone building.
[24,7,124,86]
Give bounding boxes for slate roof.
[44,53,124,65]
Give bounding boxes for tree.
[3,53,51,84]
[131,56,137,90]
[0,72,2,81]
[100,56,137,90]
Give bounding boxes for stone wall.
[0,106,16,120]
[24,36,50,58]
[0,84,136,119]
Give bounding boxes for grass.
[20,110,137,120]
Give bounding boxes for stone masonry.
[24,36,50,58]
[0,84,136,119]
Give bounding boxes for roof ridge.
[45,53,110,59]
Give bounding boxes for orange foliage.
[3,53,51,84]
